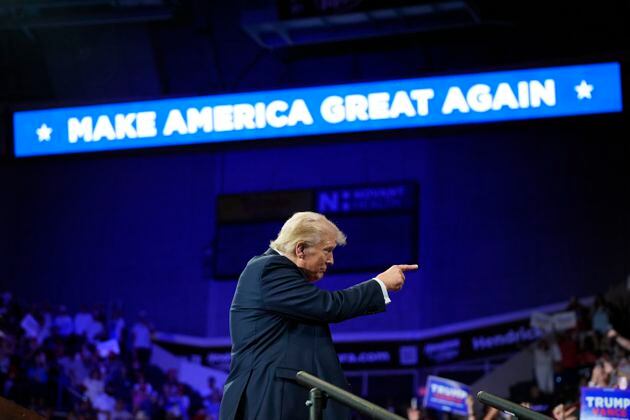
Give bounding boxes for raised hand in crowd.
[482,406,500,420]
[608,329,630,351]
[552,404,577,420]
[407,407,422,420]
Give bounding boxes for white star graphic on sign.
[36,123,53,142]
[575,80,594,100]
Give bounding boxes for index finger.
[397,264,419,271]
[565,406,577,416]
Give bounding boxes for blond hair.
[270,212,347,255]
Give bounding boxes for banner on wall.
[423,375,471,416]
[580,387,630,420]
[153,316,543,372]
[13,62,623,157]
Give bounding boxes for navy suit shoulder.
[219,248,387,420]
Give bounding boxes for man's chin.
[308,272,325,282]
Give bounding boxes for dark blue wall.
[203,119,630,336]
[2,116,628,336]
[2,155,216,334]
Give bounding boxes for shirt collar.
[270,245,288,259]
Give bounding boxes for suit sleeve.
[259,258,386,323]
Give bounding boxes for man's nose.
[327,253,334,265]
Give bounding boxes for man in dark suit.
[219,211,417,420]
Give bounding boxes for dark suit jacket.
[219,248,387,420]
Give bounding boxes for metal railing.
[295,371,406,420]
[477,391,554,420]
[295,371,554,420]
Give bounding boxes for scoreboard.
[212,182,418,278]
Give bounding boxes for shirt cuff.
[373,278,391,305]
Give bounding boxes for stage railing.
[0,396,44,419]
[295,370,406,420]
[477,391,554,420]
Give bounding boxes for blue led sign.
[13,62,622,157]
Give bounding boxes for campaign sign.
[13,62,622,157]
[530,312,553,333]
[423,375,470,416]
[580,387,630,420]
[552,311,577,331]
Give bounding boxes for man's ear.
[295,242,306,259]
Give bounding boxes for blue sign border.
[580,387,630,420]
[12,62,623,157]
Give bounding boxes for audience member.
[53,305,74,337]
[83,368,105,404]
[533,337,561,394]
[566,296,590,331]
[109,308,126,344]
[111,398,134,420]
[201,376,223,418]
[74,305,93,338]
[131,311,153,367]
[86,309,106,344]
[132,372,156,415]
[591,294,611,334]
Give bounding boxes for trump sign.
[581,387,630,420]
[423,375,471,416]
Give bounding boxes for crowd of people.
[2,286,629,420]
[0,292,223,419]
[404,292,630,420]
[519,293,630,414]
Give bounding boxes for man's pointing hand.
[376,264,418,291]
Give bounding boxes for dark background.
[0,0,628,337]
